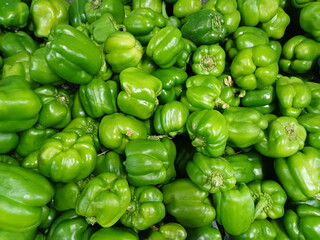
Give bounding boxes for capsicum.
[148,223,187,240]
[0,0,29,28]
[300,2,320,42]
[84,0,124,23]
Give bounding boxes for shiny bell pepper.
[124,138,176,186]
[90,227,138,240]
[218,74,245,108]
[275,146,320,201]
[34,85,72,129]
[298,113,320,149]
[0,132,19,154]
[99,113,148,153]
[16,124,57,157]
[162,178,216,228]
[151,67,188,104]
[94,151,126,178]
[118,67,162,120]
[53,182,80,211]
[0,0,29,28]
[186,225,222,240]
[0,164,54,232]
[46,24,102,84]
[153,101,189,137]
[186,109,228,157]
[76,172,131,227]
[0,155,19,166]
[72,90,87,118]
[38,132,96,182]
[21,150,40,171]
[181,9,227,46]
[79,78,118,118]
[270,219,291,240]
[191,44,226,76]
[254,116,307,158]
[30,0,70,38]
[213,183,255,236]
[47,210,94,240]
[84,0,124,23]
[148,222,187,240]
[186,152,236,193]
[121,186,166,230]
[0,228,37,240]
[276,76,312,118]
[69,0,87,27]
[38,206,57,231]
[132,0,162,13]
[300,2,320,42]
[175,38,197,70]
[137,54,158,74]
[0,76,42,133]
[305,81,320,114]
[173,0,202,18]
[104,31,143,73]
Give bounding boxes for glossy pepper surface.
[0,0,29,28]
[298,113,320,149]
[300,2,320,42]
[148,222,187,240]
[84,0,124,23]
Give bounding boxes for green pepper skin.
[230,44,279,90]
[121,186,166,230]
[53,182,80,212]
[0,76,42,133]
[34,86,72,129]
[151,67,188,104]
[94,151,126,178]
[105,32,143,73]
[305,82,320,114]
[148,223,187,240]
[279,35,320,74]
[47,210,94,240]
[132,0,162,13]
[0,155,20,166]
[284,205,320,240]
[186,109,228,157]
[254,116,307,158]
[0,164,54,232]
[213,183,255,236]
[181,9,227,46]
[300,2,320,42]
[298,113,320,149]
[162,178,216,228]
[187,152,236,193]
[38,132,96,182]
[99,113,148,154]
[292,0,317,8]
[124,138,176,186]
[90,227,138,240]
[0,31,38,58]
[16,124,57,157]
[22,150,40,171]
[173,0,202,18]
[137,54,158,74]
[0,132,19,154]
[191,44,226,76]
[84,0,124,23]
[0,228,37,240]
[153,101,189,137]
[76,172,131,227]
[186,225,222,240]
[276,76,312,118]
[270,219,291,240]
[275,146,320,201]
[72,91,87,118]
[30,0,70,38]
[46,24,102,84]
[147,26,186,68]
[79,78,118,118]
[237,0,279,26]
[69,0,87,27]
[231,219,277,240]
[0,0,29,28]
[118,67,162,120]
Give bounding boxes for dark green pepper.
[300,2,320,42]
[0,0,29,28]
[69,0,87,27]
[0,132,19,154]
[53,182,81,212]
[94,151,126,178]
[186,225,222,240]
[298,113,320,149]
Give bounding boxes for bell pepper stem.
[253,193,272,220]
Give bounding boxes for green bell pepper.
[0,76,42,133]
[0,228,37,240]
[39,206,57,231]
[30,0,70,38]
[53,182,81,211]
[279,35,320,74]
[0,0,29,28]
[0,164,54,232]
[186,225,222,240]
[191,44,226,76]
[104,31,143,73]
[173,0,202,18]
[186,152,236,193]
[16,124,57,157]
[72,90,87,118]
[38,132,96,182]
[151,67,188,104]
[34,85,72,129]
[69,0,87,27]
[298,113,320,149]
[275,146,320,201]
[124,138,176,186]
[21,150,40,171]
[174,38,197,70]
[84,0,124,23]
[90,227,138,240]
[161,1,181,28]
[230,44,279,90]
[276,76,312,118]
[292,0,317,8]
[300,2,320,42]
[181,9,227,46]
[270,219,291,240]
[284,204,320,240]
[46,24,102,84]
[76,172,131,227]
[153,101,189,137]
[162,178,216,228]
[0,155,20,166]
[186,109,228,157]
[47,210,94,240]
[94,151,126,178]
[254,116,307,158]
[148,223,187,240]
[118,67,162,120]
[137,53,158,74]
[305,81,320,114]
[213,183,255,236]
[121,186,166,230]
[132,0,162,13]
[79,78,118,118]
[237,0,279,26]
[0,132,19,154]
[99,112,148,153]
